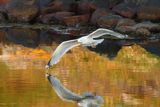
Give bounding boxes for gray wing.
[46,73,83,102]
[46,39,80,68]
[87,28,128,39]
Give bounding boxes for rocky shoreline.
[0,0,159,38]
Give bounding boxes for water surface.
[0,28,160,107]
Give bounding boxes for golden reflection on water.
[0,44,160,107]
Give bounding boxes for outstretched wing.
[46,39,80,68]
[46,73,83,102]
[87,28,128,39]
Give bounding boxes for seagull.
[46,73,104,107]
[46,28,128,68]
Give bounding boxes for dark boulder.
[97,14,122,28]
[6,0,39,22]
[41,1,65,14]
[134,0,160,20]
[137,6,160,21]
[136,28,151,36]
[115,18,136,33]
[90,8,110,25]
[112,3,137,18]
[63,14,90,26]
[117,18,136,27]
[38,12,74,24]
[115,26,135,34]
[76,1,97,14]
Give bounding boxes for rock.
[63,14,90,26]
[7,5,38,22]
[112,3,137,18]
[97,14,122,28]
[54,12,74,20]
[136,28,151,36]
[6,0,39,22]
[116,21,160,35]
[92,0,109,9]
[117,18,136,27]
[137,6,160,21]
[77,1,97,14]
[67,28,81,36]
[39,12,74,24]
[41,1,65,14]
[38,13,56,24]
[35,0,53,8]
[124,0,148,5]
[132,22,160,32]
[115,26,135,34]
[0,0,9,5]
[115,18,136,34]
[0,13,6,22]
[90,8,109,25]
[108,0,122,8]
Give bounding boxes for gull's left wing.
[46,73,83,102]
[46,39,80,68]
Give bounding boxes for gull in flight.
[46,28,128,68]
[46,73,104,107]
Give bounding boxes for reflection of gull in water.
[46,28,128,68]
[46,73,104,107]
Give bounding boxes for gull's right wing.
[46,39,80,68]
[46,73,83,102]
[88,28,128,39]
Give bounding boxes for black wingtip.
[46,73,52,83]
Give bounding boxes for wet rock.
[0,13,6,22]
[39,12,74,24]
[66,28,81,36]
[92,0,109,9]
[115,18,136,33]
[0,0,9,4]
[38,13,56,24]
[124,0,148,5]
[7,5,38,22]
[97,14,122,28]
[35,0,53,8]
[77,1,97,14]
[115,26,135,34]
[132,21,160,32]
[54,12,74,20]
[6,0,39,22]
[41,1,65,14]
[90,8,109,25]
[63,14,90,26]
[137,6,160,21]
[112,3,137,18]
[107,0,122,8]
[136,28,151,36]
[117,18,136,27]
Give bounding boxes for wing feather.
[47,39,80,67]
[88,28,127,39]
[46,73,83,102]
